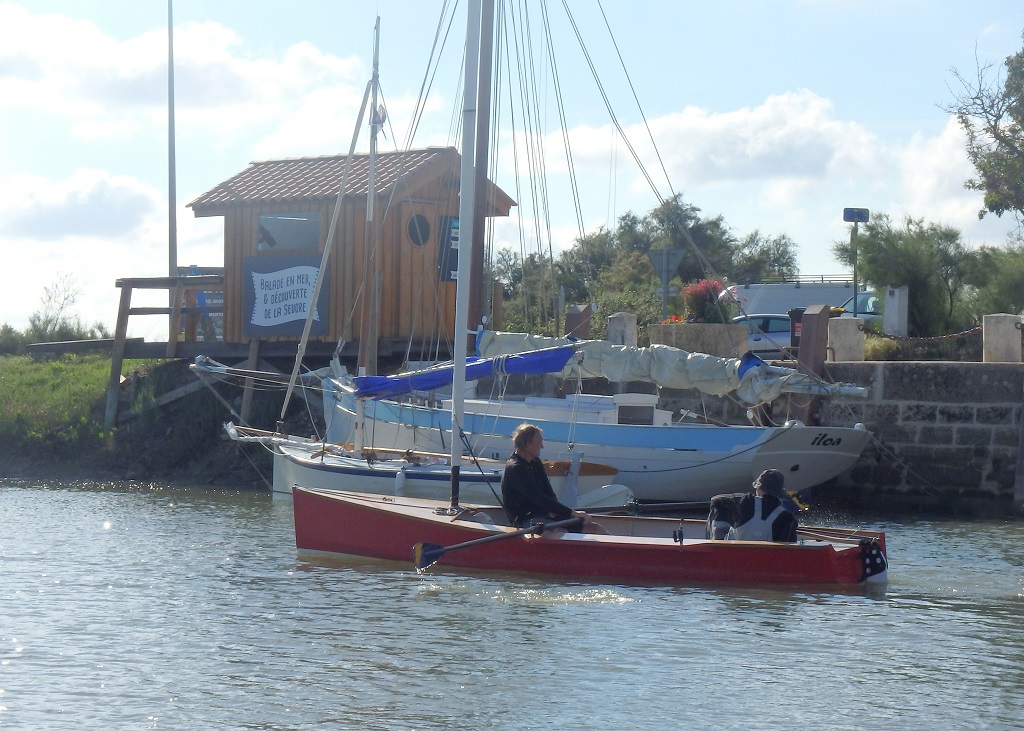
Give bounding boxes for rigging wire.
[511,0,553,329]
[540,1,586,241]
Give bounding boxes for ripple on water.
[3,482,1024,731]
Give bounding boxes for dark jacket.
[708,491,798,542]
[500,453,572,526]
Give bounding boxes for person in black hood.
[706,468,798,542]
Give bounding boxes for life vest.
[728,496,785,541]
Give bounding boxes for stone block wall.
[818,362,1022,500]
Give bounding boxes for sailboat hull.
[292,486,887,586]
[324,386,871,501]
[271,441,632,508]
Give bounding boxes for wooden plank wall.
[221,182,463,351]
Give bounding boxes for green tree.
[494,250,563,335]
[612,212,657,254]
[947,36,1024,232]
[493,247,524,300]
[24,274,112,344]
[645,195,737,282]
[831,214,978,335]
[966,242,1024,317]
[491,194,803,338]
[588,250,662,340]
[555,226,620,305]
[0,324,27,355]
[731,231,800,282]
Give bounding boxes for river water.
[2,479,1023,730]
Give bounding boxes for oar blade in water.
[413,542,445,571]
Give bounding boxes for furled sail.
[352,345,576,399]
[475,330,866,405]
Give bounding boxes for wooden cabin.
[187,146,515,369]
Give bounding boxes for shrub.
[864,335,904,361]
[681,279,733,323]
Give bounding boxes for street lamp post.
[842,208,870,317]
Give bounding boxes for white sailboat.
[319,329,871,502]
[192,14,631,510]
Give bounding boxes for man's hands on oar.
[413,517,583,571]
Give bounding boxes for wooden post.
[793,304,831,426]
[183,289,198,341]
[104,285,134,430]
[167,279,184,357]
[240,338,261,425]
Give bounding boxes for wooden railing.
[103,273,225,429]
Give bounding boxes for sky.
[2,0,1024,338]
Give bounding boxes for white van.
[723,279,856,315]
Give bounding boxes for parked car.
[838,291,882,324]
[731,313,792,357]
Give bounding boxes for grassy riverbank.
[0,354,276,487]
[0,354,111,447]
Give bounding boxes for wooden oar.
[413,517,584,571]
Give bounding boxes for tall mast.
[470,0,494,330]
[448,0,484,511]
[278,29,375,424]
[167,0,178,304]
[359,17,382,376]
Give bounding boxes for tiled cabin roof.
[187,147,461,216]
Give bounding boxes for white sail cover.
[475,330,866,405]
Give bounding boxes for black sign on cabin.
[437,216,459,282]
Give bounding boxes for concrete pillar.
[983,313,1024,363]
[883,285,909,336]
[607,312,637,347]
[828,317,866,361]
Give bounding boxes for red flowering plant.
[681,278,733,323]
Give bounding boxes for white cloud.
[0,170,166,333]
[897,119,982,226]
[0,169,156,239]
[499,87,1010,276]
[640,90,878,187]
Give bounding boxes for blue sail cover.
[352,346,576,399]
[737,351,767,379]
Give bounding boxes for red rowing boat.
[292,486,888,586]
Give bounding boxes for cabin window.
[407,213,431,247]
[618,405,655,425]
[257,212,320,253]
